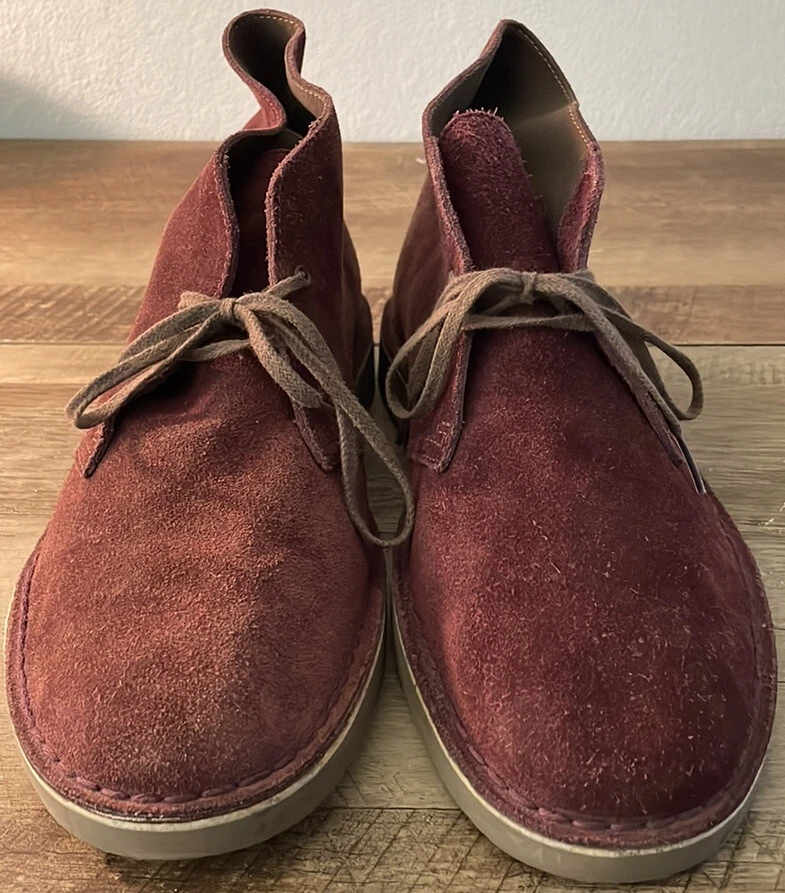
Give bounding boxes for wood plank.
[614,284,785,346]
[0,141,210,289]
[1,140,785,890]
[0,284,391,346]
[3,281,784,348]
[1,141,784,344]
[593,141,785,298]
[0,807,784,892]
[0,284,144,345]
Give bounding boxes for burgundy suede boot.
[380,21,776,883]
[5,9,411,860]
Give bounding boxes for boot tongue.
[438,110,558,273]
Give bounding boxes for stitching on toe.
[396,539,768,834]
[15,547,379,805]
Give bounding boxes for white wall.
[2,0,784,141]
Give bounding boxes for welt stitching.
[397,545,766,832]
[17,548,378,804]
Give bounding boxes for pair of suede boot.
[5,9,775,884]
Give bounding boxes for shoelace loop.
[385,268,703,437]
[67,269,414,548]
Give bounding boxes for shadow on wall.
[0,74,118,140]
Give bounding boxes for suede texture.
[382,21,776,849]
[6,10,383,821]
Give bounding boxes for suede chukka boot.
[6,9,411,861]
[380,20,776,884]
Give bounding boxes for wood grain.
[1,140,784,342]
[3,808,785,893]
[0,140,784,891]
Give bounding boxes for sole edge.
[18,627,384,861]
[391,600,761,884]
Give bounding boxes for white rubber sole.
[391,603,761,884]
[18,629,384,861]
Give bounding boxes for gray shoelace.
[385,268,703,436]
[67,269,414,547]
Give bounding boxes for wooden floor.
[0,139,784,892]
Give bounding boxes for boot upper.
[6,10,384,820]
[382,20,776,848]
